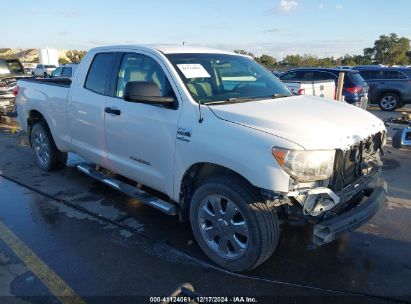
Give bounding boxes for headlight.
[272,147,335,182]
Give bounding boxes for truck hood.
[208,95,385,150]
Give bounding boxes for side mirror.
[124,81,175,104]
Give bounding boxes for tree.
[365,33,410,65]
[280,54,303,67]
[301,55,320,67]
[59,57,70,65]
[339,54,372,66]
[255,54,277,68]
[66,50,87,63]
[340,54,357,66]
[234,49,255,58]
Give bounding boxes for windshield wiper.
[201,97,257,105]
[202,95,290,105]
[270,94,293,99]
[226,97,258,103]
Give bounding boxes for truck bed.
[16,77,72,151]
[283,80,336,99]
[19,77,72,87]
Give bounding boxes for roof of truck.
[90,44,236,55]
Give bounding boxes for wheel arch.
[378,90,403,102]
[27,109,47,144]
[178,162,256,222]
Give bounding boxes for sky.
[1,0,410,59]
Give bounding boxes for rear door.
[103,52,182,195]
[68,52,116,166]
[358,70,380,101]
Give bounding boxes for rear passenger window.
[300,72,316,81]
[315,72,336,81]
[280,72,299,80]
[85,53,115,94]
[359,70,381,80]
[381,70,407,80]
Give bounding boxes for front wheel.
[378,93,400,111]
[30,121,67,171]
[190,175,279,272]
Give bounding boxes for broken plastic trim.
[313,178,387,246]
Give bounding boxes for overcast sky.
[1,0,410,59]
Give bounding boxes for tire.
[43,72,48,78]
[378,93,400,111]
[190,175,279,272]
[30,121,67,171]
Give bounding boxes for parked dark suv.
[0,59,26,115]
[355,67,411,111]
[280,68,369,105]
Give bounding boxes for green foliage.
[365,33,410,65]
[59,57,70,65]
[255,54,277,68]
[234,33,410,69]
[234,49,255,58]
[66,50,87,63]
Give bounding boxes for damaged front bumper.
[313,177,386,246]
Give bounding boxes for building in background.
[38,48,59,66]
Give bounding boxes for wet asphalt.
[0,109,410,304]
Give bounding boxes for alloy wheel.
[33,130,50,166]
[198,195,249,258]
[380,95,398,110]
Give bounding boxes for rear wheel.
[378,93,399,111]
[30,121,67,171]
[190,175,279,272]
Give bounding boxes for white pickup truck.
[282,79,336,99]
[31,64,57,77]
[16,45,387,272]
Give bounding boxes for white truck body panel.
[16,45,386,202]
[209,95,385,150]
[283,80,336,99]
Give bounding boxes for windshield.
[166,53,292,104]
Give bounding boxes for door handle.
[105,107,121,115]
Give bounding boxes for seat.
[186,78,213,99]
[117,66,148,98]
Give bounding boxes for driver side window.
[116,53,172,98]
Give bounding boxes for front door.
[104,52,181,196]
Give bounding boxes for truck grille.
[329,131,384,192]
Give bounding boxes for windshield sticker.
[177,64,211,79]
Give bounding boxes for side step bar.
[77,164,177,216]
